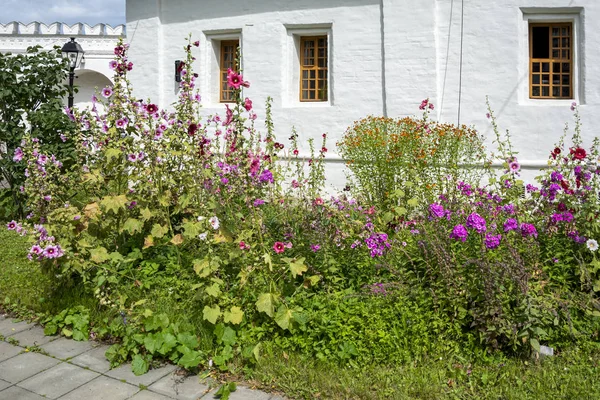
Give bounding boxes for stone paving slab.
[40,336,95,360]
[148,373,210,400]
[0,385,47,400]
[0,352,60,384]
[59,376,139,400]
[105,362,177,387]
[18,361,100,399]
[228,386,273,400]
[0,341,22,362]
[0,379,11,392]
[0,318,32,337]
[128,389,175,400]
[8,325,56,348]
[69,344,112,373]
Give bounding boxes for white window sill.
[282,101,332,109]
[519,98,578,107]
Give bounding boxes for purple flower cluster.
[520,223,538,238]
[259,169,274,184]
[429,203,448,219]
[503,218,518,232]
[466,212,486,233]
[364,232,391,257]
[484,233,502,249]
[450,224,468,242]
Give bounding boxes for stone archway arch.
[72,69,113,109]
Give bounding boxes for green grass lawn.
[1,228,599,399]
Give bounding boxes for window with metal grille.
[300,36,328,102]
[220,39,239,102]
[529,23,572,99]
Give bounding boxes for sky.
[0,0,125,27]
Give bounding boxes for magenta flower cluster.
[364,232,391,258]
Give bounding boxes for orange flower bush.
[337,102,488,208]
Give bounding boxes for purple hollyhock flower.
[503,218,518,232]
[484,233,502,249]
[450,224,468,242]
[6,220,18,230]
[466,212,487,233]
[311,244,321,252]
[109,60,118,70]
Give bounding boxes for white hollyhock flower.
[209,216,220,230]
[198,232,208,241]
[586,238,598,252]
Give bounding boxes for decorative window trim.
[202,29,242,106]
[283,24,332,108]
[519,8,583,106]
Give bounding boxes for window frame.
[529,22,573,100]
[219,39,240,103]
[299,35,328,102]
[519,8,583,106]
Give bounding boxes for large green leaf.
[286,257,307,277]
[256,293,276,318]
[178,349,203,369]
[100,195,128,214]
[131,354,149,376]
[122,218,143,234]
[151,223,169,238]
[223,306,244,325]
[274,304,293,330]
[203,305,221,324]
[89,247,110,264]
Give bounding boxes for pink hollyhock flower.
[244,97,253,111]
[30,245,43,255]
[314,197,324,206]
[127,153,138,162]
[109,60,118,70]
[223,104,233,126]
[43,245,60,259]
[193,40,200,47]
[13,147,23,162]
[226,68,249,89]
[101,87,113,98]
[6,220,18,230]
[273,241,285,254]
[239,241,250,250]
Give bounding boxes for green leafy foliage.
[0,45,76,220]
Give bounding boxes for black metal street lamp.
[61,37,85,108]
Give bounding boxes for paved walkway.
[0,315,284,400]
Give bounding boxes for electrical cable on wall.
[457,0,464,126]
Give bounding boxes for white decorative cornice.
[0,21,125,37]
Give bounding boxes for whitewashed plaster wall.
[126,0,600,188]
[0,22,125,108]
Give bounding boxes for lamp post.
[61,37,85,109]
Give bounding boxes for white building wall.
[126,0,600,188]
[435,1,599,182]
[127,0,385,189]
